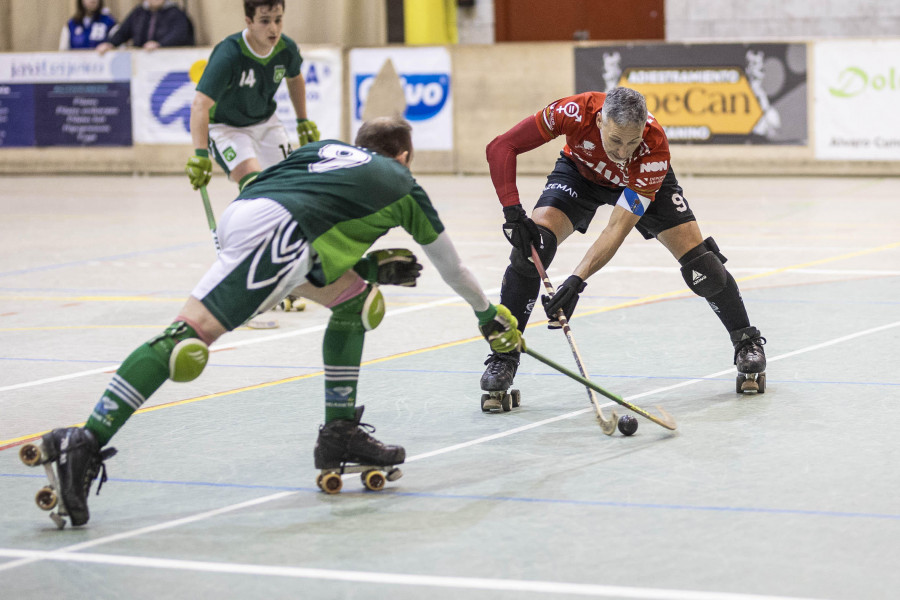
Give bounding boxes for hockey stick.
[523,344,678,431]
[530,244,618,435]
[199,185,221,255]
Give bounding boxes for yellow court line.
[3,239,897,448]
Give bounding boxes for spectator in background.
[96,0,194,54]
[60,0,117,50]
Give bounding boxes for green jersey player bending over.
[22,117,522,526]
[186,0,320,192]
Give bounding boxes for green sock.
[238,171,260,191]
[323,298,366,423]
[85,343,168,446]
[84,322,200,446]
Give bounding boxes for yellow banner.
[620,68,763,135]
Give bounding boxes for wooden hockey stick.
[530,245,618,435]
[524,345,677,431]
[199,185,221,255]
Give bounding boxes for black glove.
[354,249,423,286]
[542,275,586,328]
[502,205,542,255]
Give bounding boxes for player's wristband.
[194,149,209,158]
[475,304,498,326]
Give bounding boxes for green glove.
[477,304,524,353]
[185,150,212,190]
[296,118,320,146]
[353,248,423,286]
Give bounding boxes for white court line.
[0,288,501,395]
[1,320,896,596]
[0,492,296,573]
[0,549,827,600]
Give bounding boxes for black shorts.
[535,154,696,240]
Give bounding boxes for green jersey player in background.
[23,117,523,526]
[186,0,320,192]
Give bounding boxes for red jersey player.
[480,87,767,405]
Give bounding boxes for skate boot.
[479,350,521,413]
[19,427,116,528]
[731,326,767,394]
[313,406,405,494]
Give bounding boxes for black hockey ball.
[618,415,638,436]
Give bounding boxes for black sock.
[499,265,541,332]
[706,271,750,333]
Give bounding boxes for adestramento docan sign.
[575,43,807,145]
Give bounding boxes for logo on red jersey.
[639,160,668,173]
[556,101,582,122]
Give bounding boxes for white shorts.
[191,198,314,330]
[208,113,292,179]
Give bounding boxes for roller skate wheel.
[510,389,521,408]
[20,443,43,466]
[362,470,386,491]
[319,472,343,494]
[481,393,501,412]
[35,486,58,511]
[757,373,766,394]
[500,392,512,412]
[385,468,403,482]
[737,373,760,394]
[49,512,66,530]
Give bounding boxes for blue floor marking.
[4,472,899,521]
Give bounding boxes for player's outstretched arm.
[420,233,523,353]
[287,75,319,145]
[186,92,215,190]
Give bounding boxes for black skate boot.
[479,350,521,413]
[731,326,767,394]
[19,427,116,528]
[313,406,404,494]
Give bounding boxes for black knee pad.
[509,225,558,277]
[680,238,728,298]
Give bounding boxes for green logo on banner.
[223,147,237,161]
[829,66,899,98]
[274,65,286,84]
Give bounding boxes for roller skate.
[19,427,116,529]
[278,294,306,312]
[313,406,404,494]
[479,350,521,413]
[731,326,767,394]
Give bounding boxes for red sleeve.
[485,115,550,207]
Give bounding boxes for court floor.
[0,172,898,600]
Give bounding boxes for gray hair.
[602,87,648,127]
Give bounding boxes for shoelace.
[483,354,517,372]
[734,336,767,362]
[93,448,118,495]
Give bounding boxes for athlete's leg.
[230,158,264,191]
[293,273,406,470]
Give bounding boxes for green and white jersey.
[197,31,302,127]
[237,140,445,285]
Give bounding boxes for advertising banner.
[0,52,131,147]
[0,84,35,147]
[576,44,807,144]
[132,46,342,145]
[814,40,900,161]
[349,47,452,151]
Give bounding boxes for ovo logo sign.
[621,68,763,136]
